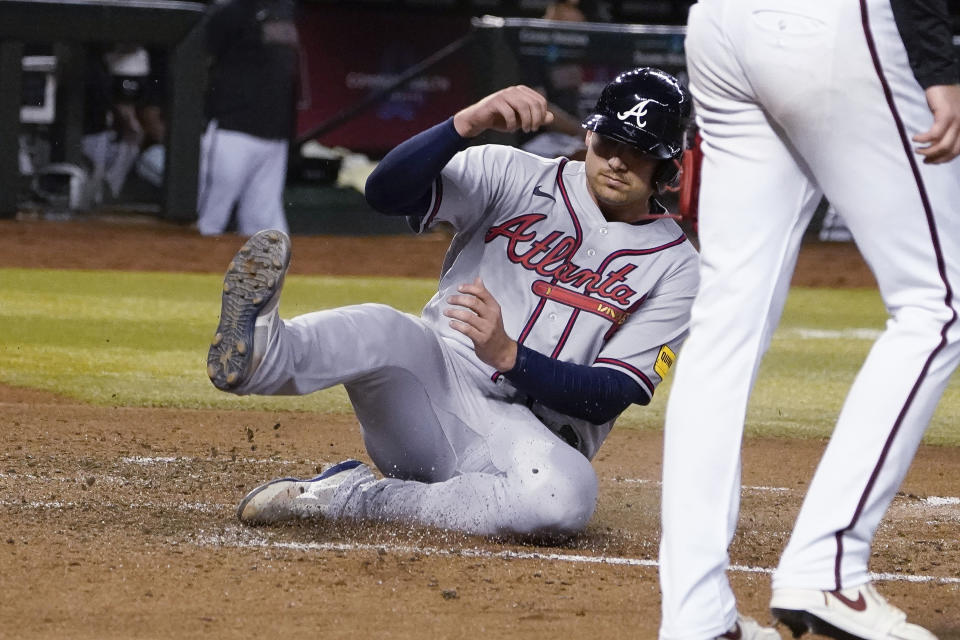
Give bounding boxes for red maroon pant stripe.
[835,0,959,592]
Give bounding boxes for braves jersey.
[416,144,699,458]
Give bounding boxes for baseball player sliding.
[206,69,702,546]
[660,1,960,640]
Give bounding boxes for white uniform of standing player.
[206,70,700,540]
[660,1,960,639]
[196,0,298,236]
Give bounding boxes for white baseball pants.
[660,1,960,638]
[197,121,290,237]
[236,303,598,537]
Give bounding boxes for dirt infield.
[2,218,958,640]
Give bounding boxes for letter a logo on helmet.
[617,99,654,129]
[582,67,691,160]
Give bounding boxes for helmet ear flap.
[653,158,681,193]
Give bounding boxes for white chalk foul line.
[4,468,956,512]
[0,498,225,513]
[200,531,661,568]
[617,479,960,508]
[619,478,791,494]
[0,469,206,486]
[0,471,134,485]
[198,528,960,586]
[3,496,956,585]
[0,457,303,485]
[924,496,960,506]
[780,328,883,340]
[120,456,299,466]
[117,461,960,506]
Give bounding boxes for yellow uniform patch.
[654,345,676,379]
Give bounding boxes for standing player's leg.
[80,130,111,205]
[659,4,822,638]
[233,137,289,237]
[196,124,251,236]
[764,0,960,626]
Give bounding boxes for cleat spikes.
[207,230,291,391]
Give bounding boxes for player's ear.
[584,130,593,147]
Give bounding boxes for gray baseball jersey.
[418,144,699,458]
[236,142,697,536]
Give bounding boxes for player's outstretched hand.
[453,85,556,138]
[444,277,518,372]
[913,84,960,164]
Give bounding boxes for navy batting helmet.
[582,67,691,161]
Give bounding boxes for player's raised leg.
[207,228,291,390]
[205,231,599,539]
[233,299,599,537]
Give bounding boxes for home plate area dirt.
[1,220,958,639]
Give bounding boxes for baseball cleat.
[237,459,374,525]
[771,583,937,640]
[207,229,291,391]
[717,615,783,639]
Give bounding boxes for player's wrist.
[494,341,519,373]
[453,110,483,138]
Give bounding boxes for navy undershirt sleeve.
[503,344,650,425]
[364,117,467,219]
[890,0,959,88]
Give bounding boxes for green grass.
[0,268,435,413]
[621,288,960,445]
[1,269,958,445]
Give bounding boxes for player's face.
[584,131,659,222]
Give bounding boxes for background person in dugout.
[205,69,699,539]
[659,1,960,639]
[518,0,592,160]
[81,44,148,204]
[196,0,298,236]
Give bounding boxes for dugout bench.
[0,0,206,222]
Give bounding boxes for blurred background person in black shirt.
[197,0,298,236]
